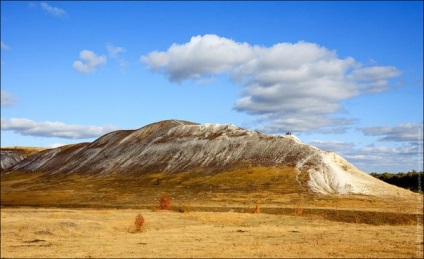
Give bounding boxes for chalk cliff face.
[1,149,28,171]
[2,120,412,196]
[1,147,45,172]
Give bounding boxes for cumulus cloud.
[1,117,119,139]
[348,145,420,173]
[348,66,401,93]
[360,122,423,142]
[1,41,10,50]
[142,35,254,82]
[308,140,356,152]
[141,34,401,133]
[253,114,356,134]
[73,50,107,73]
[40,2,68,18]
[1,90,16,107]
[358,123,423,172]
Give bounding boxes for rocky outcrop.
[1,149,27,172]
[1,147,45,172]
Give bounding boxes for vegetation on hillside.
[370,170,423,192]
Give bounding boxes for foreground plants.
[128,213,145,233]
[157,194,172,210]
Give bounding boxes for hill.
[1,120,414,199]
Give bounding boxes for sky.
[1,1,423,173]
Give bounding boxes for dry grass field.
[1,207,423,258]
[1,169,423,258]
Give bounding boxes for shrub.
[295,202,304,216]
[157,194,172,210]
[128,214,145,233]
[134,214,145,232]
[253,202,261,214]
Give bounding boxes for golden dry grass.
[1,146,46,156]
[1,170,420,215]
[1,168,423,257]
[1,207,422,258]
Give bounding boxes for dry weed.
[253,202,261,214]
[157,194,172,210]
[135,214,145,231]
[295,202,304,216]
[128,214,145,233]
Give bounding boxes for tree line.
[370,170,423,193]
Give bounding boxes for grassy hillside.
[1,167,421,226]
[1,146,46,156]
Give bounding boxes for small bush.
[294,203,304,216]
[135,214,145,231]
[253,202,261,214]
[128,214,145,233]
[157,194,172,210]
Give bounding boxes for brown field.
[1,169,423,258]
[1,207,423,258]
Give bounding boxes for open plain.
[1,170,423,258]
[1,206,423,258]
[1,164,423,258]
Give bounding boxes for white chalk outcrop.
[299,151,410,196]
[1,149,27,171]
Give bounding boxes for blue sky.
[1,1,423,173]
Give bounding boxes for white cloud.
[1,117,119,139]
[360,122,423,143]
[73,50,107,73]
[253,114,356,134]
[308,140,356,152]
[142,34,401,133]
[348,66,401,93]
[106,43,126,57]
[1,90,16,107]
[106,43,128,69]
[348,144,421,173]
[309,122,423,172]
[141,34,254,82]
[1,41,10,50]
[40,2,68,18]
[349,66,400,81]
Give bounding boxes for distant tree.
[371,171,423,192]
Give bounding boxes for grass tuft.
[157,194,172,210]
[294,202,304,216]
[128,213,145,233]
[134,214,145,231]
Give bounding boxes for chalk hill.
[1,120,412,197]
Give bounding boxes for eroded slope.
[4,120,414,197]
